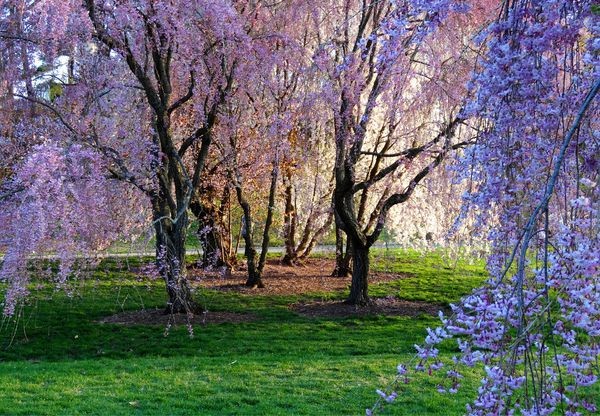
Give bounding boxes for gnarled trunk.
[347,241,370,305]
[190,198,227,269]
[332,148,370,304]
[331,223,351,277]
[153,208,197,314]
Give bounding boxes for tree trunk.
[282,184,334,265]
[200,222,224,267]
[218,186,235,268]
[347,242,370,305]
[232,160,278,288]
[281,174,297,266]
[153,209,198,314]
[331,225,351,276]
[256,162,279,275]
[297,212,333,260]
[234,185,264,288]
[342,238,353,273]
[189,199,226,269]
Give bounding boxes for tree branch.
[353,116,463,194]
[12,93,77,135]
[366,117,466,246]
[168,71,195,116]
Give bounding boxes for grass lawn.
[0,250,489,415]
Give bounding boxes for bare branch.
[366,116,467,246]
[353,116,463,194]
[168,71,195,116]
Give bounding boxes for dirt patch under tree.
[291,296,447,319]
[191,258,405,296]
[100,258,442,325]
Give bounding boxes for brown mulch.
[291,296,447,319]
[191,258,407,296]
[100,258,437,324]
[97,309,255,326]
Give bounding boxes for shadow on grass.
[1,249,483,364]
[1,281,449,363]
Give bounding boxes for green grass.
[0,250,487,415]
[369,249,487,304]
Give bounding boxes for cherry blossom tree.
[310,0,490,304]
[0,0,258,314]
[2,6,597,415]
[281,123,335,266]
[370,0,599,414]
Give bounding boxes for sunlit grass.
[0,250,494,415]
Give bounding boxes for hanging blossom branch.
[366,0,599,414]
[501,79,600,290]
[367,77,600,416]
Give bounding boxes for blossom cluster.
[0,143,146,315]
[370,0,598,414]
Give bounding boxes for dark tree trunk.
[199,223,224,267]
[153,208,198,314]
[218,185,235,268]
[232,159,279,288]
[189,199,226,269]
[281,173,297,266]
[342,238,353,273]
[244,241,262,287]
[347,242,370,305]
[236,193,263,288]
[331,225,351,276]
[257,162,279,274]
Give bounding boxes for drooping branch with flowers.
[369,0,599,414]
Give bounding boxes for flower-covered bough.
[369,0,599,415]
